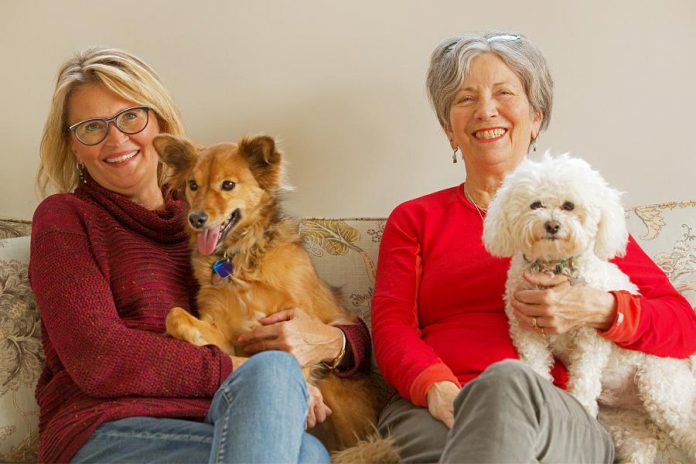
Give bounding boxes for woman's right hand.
[426,381,460,428]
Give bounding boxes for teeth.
[105,151,138,164]
[475,128,506,140]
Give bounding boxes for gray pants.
[378,360,614,463]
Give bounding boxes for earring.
[452,147,459,164]
[77,163,87,184]
[531,137,538,153]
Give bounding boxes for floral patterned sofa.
[1,202,695,463]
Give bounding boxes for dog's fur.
[482,154,696,463]
[153,134,392,456]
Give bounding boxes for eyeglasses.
[68,106,151,146]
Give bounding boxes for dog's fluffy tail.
[331,434,399,464]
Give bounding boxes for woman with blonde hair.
[30,47,372,463]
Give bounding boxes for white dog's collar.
[523,255,581,281]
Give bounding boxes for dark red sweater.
[30,177,371,463]
[372,185,696,406]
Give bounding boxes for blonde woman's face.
[67,83,163,209]
[444,53,542,176]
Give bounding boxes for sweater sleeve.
[607,235,696,357]
[371,204,459,406]
[30,205,233,399]
[333,318,371,377]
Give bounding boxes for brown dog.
[153,134,386,452]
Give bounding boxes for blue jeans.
[71,351,330,464]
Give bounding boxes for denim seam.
[213,396,232,463]
[93,430,213,444]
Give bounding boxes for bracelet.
[323,328,347,370]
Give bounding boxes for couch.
[1,202,695,463]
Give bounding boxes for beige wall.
[1,0,694,220]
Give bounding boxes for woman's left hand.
[511,272,617,335]
[305,383,332,430]
[236,307,344,368]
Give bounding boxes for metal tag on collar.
[212,258,234,279]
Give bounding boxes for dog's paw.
[166,307,206,345]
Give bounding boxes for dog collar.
[523,255,580,279]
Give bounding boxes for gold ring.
[532,317,539,329]
[540,327,546,337]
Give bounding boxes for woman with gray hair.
[371,31,696,462]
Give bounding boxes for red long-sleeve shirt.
[371,184,696,407]
[30,177,371,463]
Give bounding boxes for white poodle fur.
[482,153,696,463]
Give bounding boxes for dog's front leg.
[563,328,611,417]
[166,307,233,353]
[505,299,554,381]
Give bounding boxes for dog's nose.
[545,220,561,235]
[189,211,208,228]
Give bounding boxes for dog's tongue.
[197,226,222,256]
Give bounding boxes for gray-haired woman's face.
[444,52,541,173]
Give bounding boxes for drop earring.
[452,147,459,164]
[77,163,87,184]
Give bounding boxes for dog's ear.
[594,185,628,259]
[238,135,282,191]
[153,134,198,191]
[482,187,516,257]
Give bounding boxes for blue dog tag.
[212,259,234,279]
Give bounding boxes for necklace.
[464,184,487,221]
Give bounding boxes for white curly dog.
[482,154,696,463]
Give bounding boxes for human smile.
[104,150,139,164]
[473,128,508,141]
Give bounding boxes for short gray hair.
[426,32,553,133]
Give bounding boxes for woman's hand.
[305,383,332,429]
[426,381,460,428]
[235,308,344,368]
[511,271,616,335]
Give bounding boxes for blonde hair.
[37,47,185,197]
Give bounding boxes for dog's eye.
[189,180,198,191]
[562,201,575,211]
[530,201,544,210]
[221,180,236,191]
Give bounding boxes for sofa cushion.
[0,219,31,241]
[0,236,41,464]
[627,201,696,309]
[301,218,386,327]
